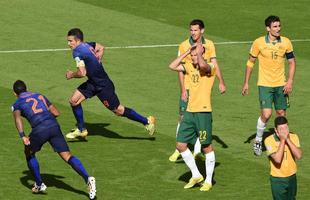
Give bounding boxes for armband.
[74,57,85,68]
[286,51,295,59]
[246,60,255,68]
[76,60,85,68]
[19,131,26,138]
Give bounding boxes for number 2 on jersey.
[26,95,48,114]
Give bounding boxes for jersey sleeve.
[208,41,216,58]
[208,63,216,76]
[285,39,294,53]
[264,137,277,156]
[290,134,300,148]
[249,39,260,58]
[73,49,86,68]
[178,44,184,56]
[182,63,189,74]
[11,102,20,112]
[42,95,52,107]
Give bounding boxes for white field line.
[0,39,310,54]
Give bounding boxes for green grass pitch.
[0,0,309,199]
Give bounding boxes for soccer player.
[65,28,155,139]
[241,15,296,156]
[12,80,96,199]
[169,19,226,162]
[264,116,302,200]
[169,43,217,191]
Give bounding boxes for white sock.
[205,151,215,184]
[180,149,201,178]
[256,117,266,142]
[194,138,201,155]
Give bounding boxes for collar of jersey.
[189,36,206,45]
[19,92,32,98]
[265,34,281,44]
[273,133,280,142]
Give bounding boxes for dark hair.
[67,28,84,41]
[190,19,205,29]
[274,116,288,128]
[13,80,27,95]
[265,15,280,27]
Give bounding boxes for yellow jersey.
[249,35,294,87]
[264,133,300,177]
[183,62,216,112]
[178,37,217,89]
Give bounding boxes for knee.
[261,113,272,122]
[24,147,34,159]
[69,98,78,107]
[176,142,187,153]
[113,105,124,116]
[276,110,286,117]
[113,109,123,116]
[202,144,213,154]
[60,152,72,162]
[69,98,76,106]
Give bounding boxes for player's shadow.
[84,122,155,141]
[244,128,274,152]
[213,135,228,148]
[20,170,88,197]
[178,161,220,186]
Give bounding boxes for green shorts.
[177,111,212,145]
[179,90,189,115]
[270,174,297,200]
[258,86,289,110]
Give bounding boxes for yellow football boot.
[184,176,204,189]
